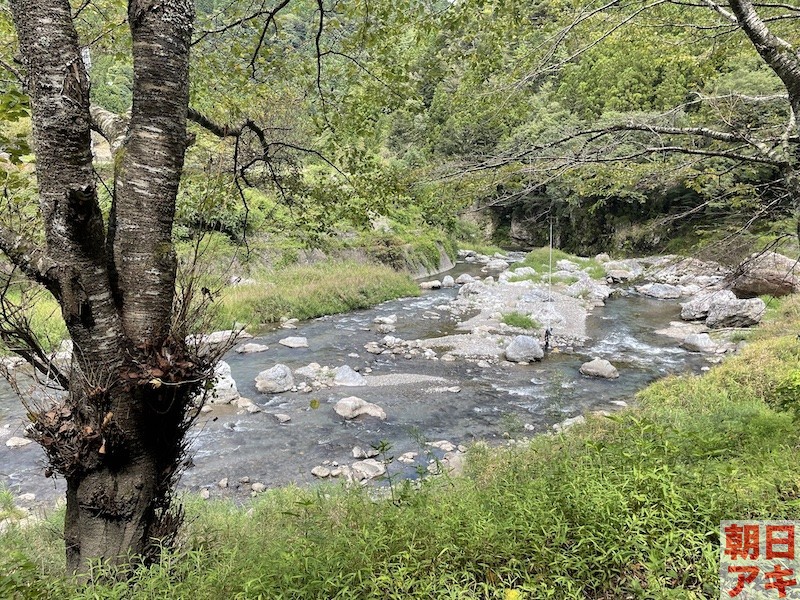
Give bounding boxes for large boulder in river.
[483,259,509,272]
[255,364,294,394]
[504,335,544,363]
[729,251,800,297]
[333,365,367,387]
[680,290,737,321]
[636,283,682,299]
[210,360,240,404]
[706,297,766,328]
[579,358,619,379]
[279,336,308,349]
[334,396,386,420]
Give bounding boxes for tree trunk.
[9,0,201,575]
[61,385,195,572]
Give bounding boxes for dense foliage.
[2,0,799,259]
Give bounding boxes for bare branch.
[247,0,294,77]
[0,58,25,87]
[89,105,128,153]
[192,0,293,47]
[0,227,58,294]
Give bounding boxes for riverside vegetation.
[1,294,799,598]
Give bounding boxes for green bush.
[501,312,540,330]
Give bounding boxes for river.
[0,260,711,505]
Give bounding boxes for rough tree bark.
[725,0,800,242]
[6,0,206,573]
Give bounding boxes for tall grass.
[213,260,420,330]
[501,311,540,330]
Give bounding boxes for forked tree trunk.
[8,0,199,574]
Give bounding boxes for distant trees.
[394,0,800,252]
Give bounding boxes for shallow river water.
[0,261,710,504]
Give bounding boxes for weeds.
[501,312,540,330]
[213,261,419,330]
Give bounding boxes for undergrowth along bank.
[212,260,420,330]
[2,300,800,598]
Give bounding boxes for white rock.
[200,489,211,500]
[636,283,682,299]
[351,459,386,480]
[504,336,544,363]
[255,364,294,393]
[681,333,718,353]
[428,440,456,452]
[279,336,308,349]
[218,478,229,488]
[235,343,269,354]
[455,273,475,284]
[251,482,266,493]
[333,365,367,387]
[210,360,240,404]
[18,493,35,502]
[605,269,633,283]
[334,396,386,420]
[579,358,619,379]
[294,363,322,380]
[420,280,442,290]
[311,466,331,478]
[381,335,403,349]
[5,437,32,448]
[442,275,456,288]
[556,259,580,272]
[352,445,379,459]
[398,452,417,464]
[680,290,737,321]
[706,297,766,328]
[275,413,291,424]
[373,314,397,325]
[186,329,252,357]
[483,259,509,271]
[553,415,586,433]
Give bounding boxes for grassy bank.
[213,260,420,330]
[3,299,800,598]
